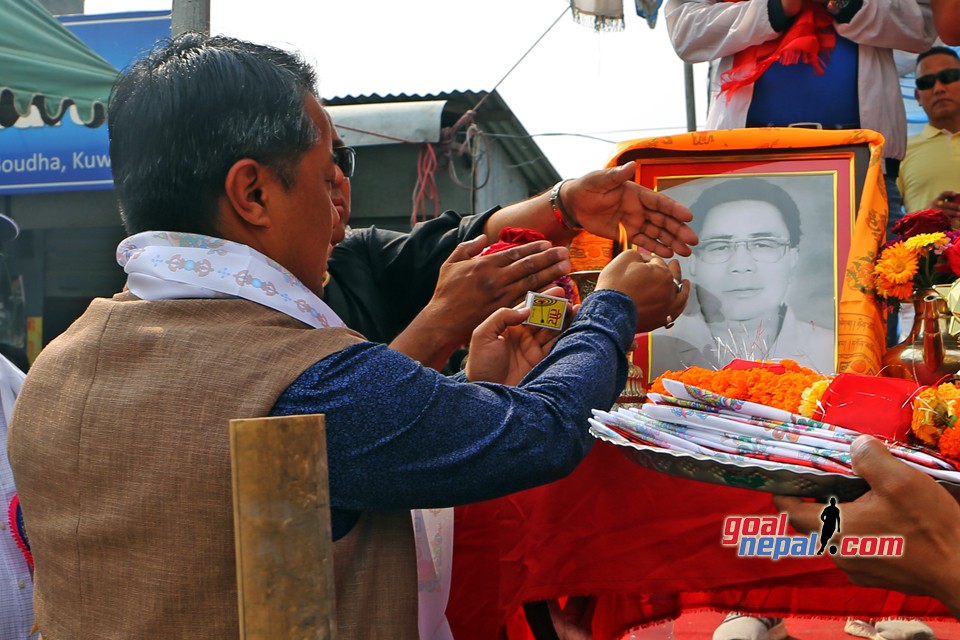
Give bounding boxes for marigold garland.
[650,361,960,462]
[650,360,828,414]
[911,382,960,458]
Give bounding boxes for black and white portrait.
[649,173,838,378]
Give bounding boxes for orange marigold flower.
[650,360,828,414]
[874,277,916,301]
[874,242,919,285]
[938,427,960,460]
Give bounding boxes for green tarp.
[0,0,119,127]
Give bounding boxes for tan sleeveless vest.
[8,292,419,639]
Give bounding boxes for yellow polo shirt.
[897,124,960,214]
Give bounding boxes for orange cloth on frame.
[605,128,889,377]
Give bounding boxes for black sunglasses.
[333,146,356,179]
[916,68,960,91]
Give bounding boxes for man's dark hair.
[917,46,960,67]
[108,33,320,236]
[688,177,802,247]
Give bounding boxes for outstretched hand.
[773,435,960,617]
[564,161,699,258]
[465,286,571,386]
[430,235,570,341]
[390,236,571,370]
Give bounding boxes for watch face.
[826,0,848,14]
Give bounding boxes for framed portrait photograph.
[613,139,875,383]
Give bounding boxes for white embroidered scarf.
[116,231,345,329]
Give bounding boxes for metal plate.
[591,427,960,501]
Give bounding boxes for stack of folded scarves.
[589,359,960,483]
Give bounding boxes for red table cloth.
[447,441,953,639]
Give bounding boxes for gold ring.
[664,315,675,329]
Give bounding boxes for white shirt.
[663,0,937,161]
[0,354,36,639]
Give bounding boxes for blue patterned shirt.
[270,290,636,539]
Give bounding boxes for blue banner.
[0,11,170,195]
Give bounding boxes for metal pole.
[683,62,697,132]
[171,0,210,37]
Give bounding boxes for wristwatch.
[825,0,850,16]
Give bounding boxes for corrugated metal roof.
[327,100,447,146]
[324,90,561,188]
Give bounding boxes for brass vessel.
[568,270,601,304]
[881,287,960,385]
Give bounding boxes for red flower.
[941,242,960,278]
[892,208,952,238]
[479,227,576,303]
[481,227,548,255]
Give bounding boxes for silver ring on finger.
[664,315,675,330]
[673,278,683,293]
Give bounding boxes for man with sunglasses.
[898,46,960,223]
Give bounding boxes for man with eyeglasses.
[898,46,960,223]
[650,177,835,381]
[324,133,696,372]
[7,33,697,640]
[322,129,698,638]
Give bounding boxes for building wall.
[349,137,545,232]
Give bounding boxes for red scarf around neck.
[719,0,836,98]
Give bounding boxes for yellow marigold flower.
[798,379,830,417]
[904,232,948,251]
[874,242,919,285]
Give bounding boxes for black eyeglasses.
[333,146,356,179]
[916,68,960,91]
[694,238,790,264]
